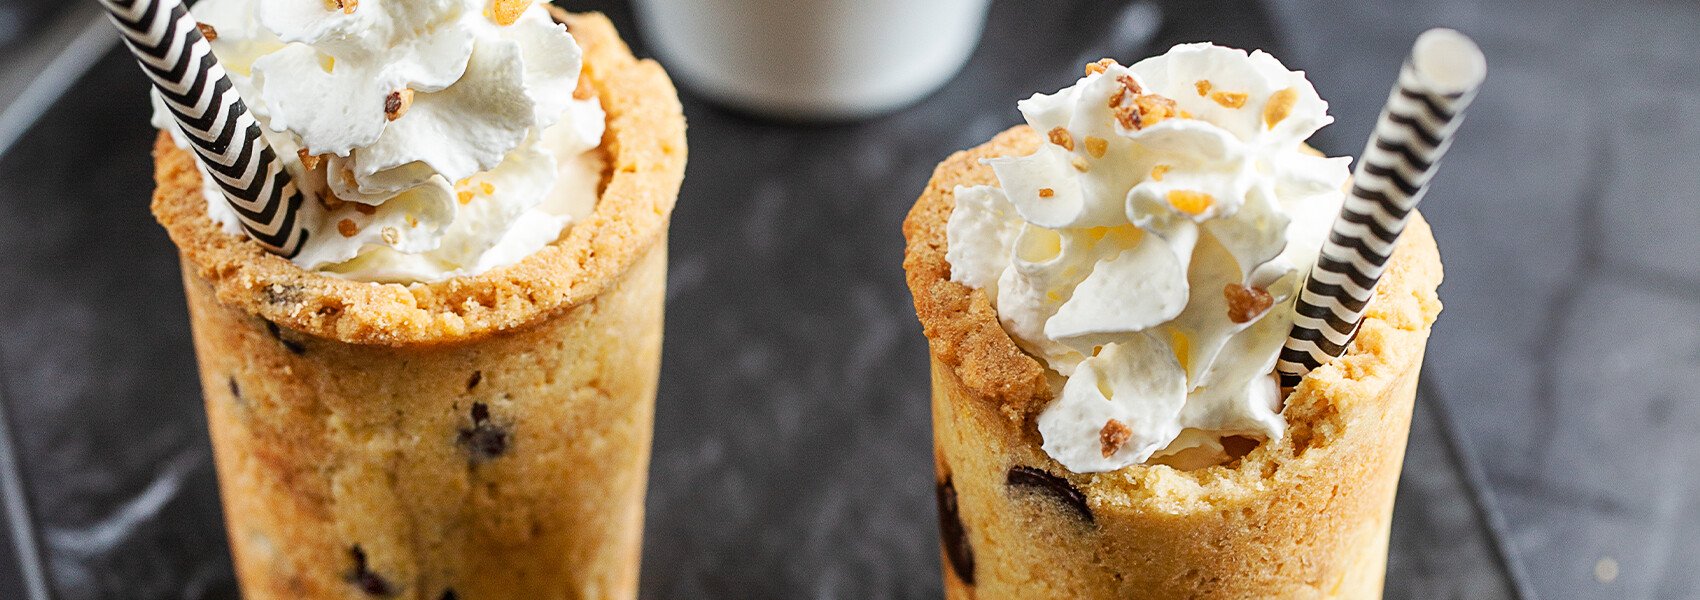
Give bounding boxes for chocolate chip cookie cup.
[150,11,685,599]
[902,126,1443,598]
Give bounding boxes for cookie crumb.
[1038,188,1055,199]
[197,23,218,41]
[1047,127,1075,151]
[324,0,357,14]
[354,203,377,215]
[1194,79,1212,96]
[337,219,359,237]
[1070,155,1090,173]
[1100,419,1132,457]
[1224,283,1274,323]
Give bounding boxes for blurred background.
[0,0,1693,598]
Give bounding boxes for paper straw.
[100,0,310,257]
[1276,29,1485,388]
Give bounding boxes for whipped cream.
[945,44,1350,473]
[152,0,605,282]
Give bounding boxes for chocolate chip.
[439,590,458,600]
[262,283,304,306]
[466,371,482,390]
[263,320,306,355]
[935,477,974,585]
[458,402,509,463]
[1007,466,1094,523]
[346,545,396,597]
[227,376,242,401]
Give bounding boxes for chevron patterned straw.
[101,0,311,257]
[1276,29,1486,388]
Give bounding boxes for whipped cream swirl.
[153,0,605,282]
[946,44,1350,473]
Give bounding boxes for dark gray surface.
[1267,0,1700,597]
[0,0,1687,597]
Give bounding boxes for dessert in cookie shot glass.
[132,1,687,596]
[903,33,1480,597]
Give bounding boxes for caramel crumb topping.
[197,23,218,42]
[457,190,475,204]
[384,89,415,121]
[1194,79,1212,96]
[296,148,322,171]
[1150,164,1170,181]
[1166,190,1214,215]
[353,203,377,215]
[1085,58,1119,76]
[480,182,495,195]
[1071,156,1091,173]
[1084,136,1108,159]
[319,193,346,212]
[337,219,359,237]
[1038,188,1055,198]
[1224,283,1274,323]
[1264,87,1299,129]
[380,227,400,245]
[324,0,357,14]
[1047,127,1075,151]
[491,0,528,26]
[405,215,418,227]
[572,72,595,100]
[1116,74,1143,97]
[1211,91,1249,109]
[1114,93,1178,130]
[1100,419,1133,457]
[1106,75,1146,110]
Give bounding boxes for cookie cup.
[151,11,685,599]
[903,126,1442,599]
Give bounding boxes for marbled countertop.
[0,0,1691,598]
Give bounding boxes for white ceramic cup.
[633,0,993,119]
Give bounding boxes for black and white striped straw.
[1276,29,1485,388]
[101,0,311,257]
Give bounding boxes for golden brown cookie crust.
[151,10,687,347]
[901,125,1445,492]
